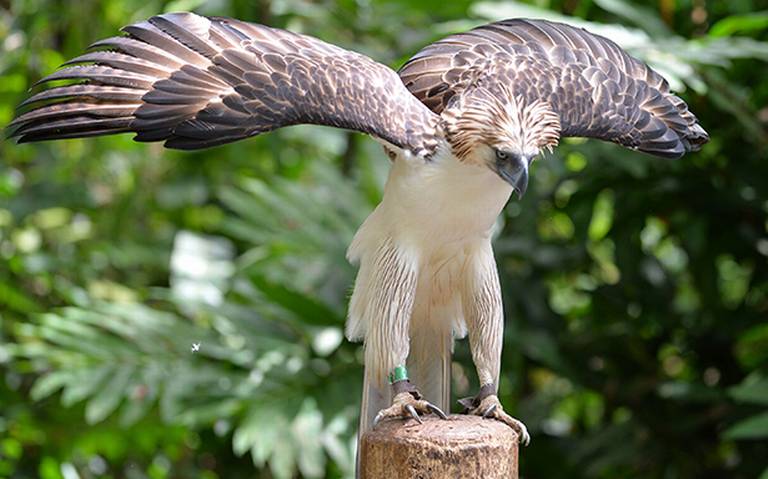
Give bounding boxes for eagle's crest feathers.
[442,86,561,164]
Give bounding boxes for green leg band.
[388,365,408,384]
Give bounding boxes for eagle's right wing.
[399,18,708,159]
[10,13,441,158]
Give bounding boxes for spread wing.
[398,18,708,158]
[9,12,441,157]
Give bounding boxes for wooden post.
[359,415,519,478]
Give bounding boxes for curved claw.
[427,403,449,420]
[406,404,422,424]
[514,423,532,447]
[482,403,497,418]
[520,430,531,447]
[373,410,385,427]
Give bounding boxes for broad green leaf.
[119,365,164,426]
[61,366,113,407]
[85,364,135,424]
[38,456,63,479]
[735,323,768,369]
[588,190,615,241]
[0,281,41,313]
[236,405,285,462]
[163,0,206,13]
[249,275,344,327]
[593,0,670,36]
[729,373,768,405]
[710,12,768,37]
[293,400,326,478]
[657,382,721,402]
[30,370,75,401]
[723,411,768,440]
[269,434,297,479]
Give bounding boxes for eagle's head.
[443,86,561,198]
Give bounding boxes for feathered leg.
[351,238,446,434]
[460,241,530,445]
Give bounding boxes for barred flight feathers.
[399,18,709,159]
[9,12,442,157]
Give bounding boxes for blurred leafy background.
[1,0,767,477]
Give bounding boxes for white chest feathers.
[345,150,513,345]
[349,150,513,261]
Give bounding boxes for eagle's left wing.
[9,13,441,157]
[398,18,708,159]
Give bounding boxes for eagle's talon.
[373,391,447,427]
[373,409,387,427]
[406,404,422,424]
[482,403,497,418]
[427,402,449,419]
[467,394,530,446]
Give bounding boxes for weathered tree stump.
[360,415,519,478]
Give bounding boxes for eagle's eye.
[495,149,509,161]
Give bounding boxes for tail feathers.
[359,368,390,436]
[407,323,451,413]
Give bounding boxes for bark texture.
[360,415,519,478]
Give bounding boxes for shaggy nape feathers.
[442,86,561,162]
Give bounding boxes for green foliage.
[1,0,767,478]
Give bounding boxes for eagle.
[9,12,708,446]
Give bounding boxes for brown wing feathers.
[9,13,441,156]
[399,19,708,159]
[10,15,706,159]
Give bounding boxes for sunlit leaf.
[588,190,614,241]
[30,370,75,401]
[710,12,768,37]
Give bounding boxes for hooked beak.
[495,155,529,199]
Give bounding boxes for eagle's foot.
[460,385,530,446]
[373,381,447,427]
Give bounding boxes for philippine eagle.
[9,12,708,445]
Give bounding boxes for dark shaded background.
[1,0,766,478]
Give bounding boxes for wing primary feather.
[121,21,210,66]
[11,12,440,157]
[149,13,221,59]
[11,103,139,127]
[18,85,144,108]
[63,51,173,77]
[12,117,133,141]
[88,36,185,68]
[32,66,155,89]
